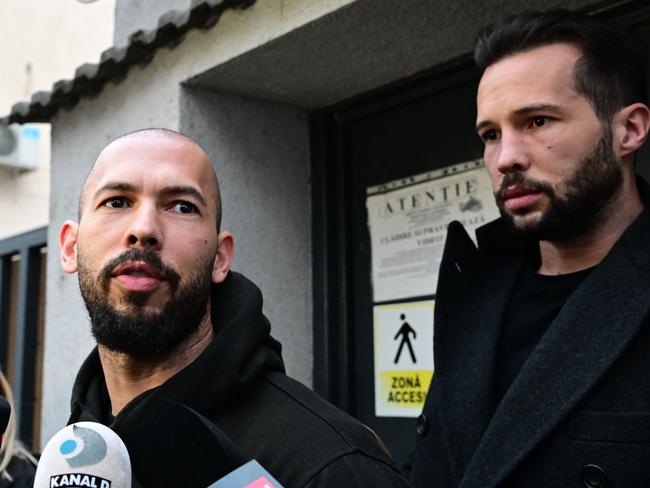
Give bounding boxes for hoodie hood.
[69,271,285,426]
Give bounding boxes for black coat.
[411,202,650,487]
[68,272,409,488]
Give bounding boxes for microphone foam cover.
[34,422,131,488]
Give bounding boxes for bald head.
[79,129,222,231]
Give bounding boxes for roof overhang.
[2,0,255,124]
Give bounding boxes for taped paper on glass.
[366,160,499,303]
[374,300,434,418]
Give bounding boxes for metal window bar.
[0,226,47,449]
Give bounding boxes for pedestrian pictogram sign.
[374,300,434,417]
[394,314,417,364]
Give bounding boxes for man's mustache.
[98,248,181,292]
[494,172,555,207]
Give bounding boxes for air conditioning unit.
[0,124,41,172]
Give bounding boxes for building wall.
[114,0,191,47]
[43,0,602,445]
[0,0,114,240]
[180,87,312,383]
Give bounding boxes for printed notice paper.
[366,160,499,302]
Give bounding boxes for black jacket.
[69,272,409,487]
[411,190,650,487]
[0,456,36,488]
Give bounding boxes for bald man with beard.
[59,129,409,487]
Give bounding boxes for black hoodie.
[68,272,410,487]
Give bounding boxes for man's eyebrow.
[476,103,565,132]
[476,119,493,133]
[513,103,565,117]
[160,186,208,208]
[93,182,137,199]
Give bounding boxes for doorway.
[311,61,485,467]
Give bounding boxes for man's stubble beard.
[494,125,623,242]
[77,247,215,360]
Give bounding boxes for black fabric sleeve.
[304,452,411,488]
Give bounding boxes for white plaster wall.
[0,0,114,241]
[43,0,355,446]
[0,0,115,114]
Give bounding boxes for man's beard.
[494,127,623,242]
[77,247,215,360]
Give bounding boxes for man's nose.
[494,130,531,175]
[124,204,162,250]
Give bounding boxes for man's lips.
[502,186,543,211]
[111,261,166,293]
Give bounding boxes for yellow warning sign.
[374,300,434,417]
[379,370,433,407]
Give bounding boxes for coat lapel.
[460,210,650,488]
[435,221,528,483]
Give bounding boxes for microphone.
[207,460,283,488]
[33,422,132,488]
[0,395,9,448]
[118,398,283,487]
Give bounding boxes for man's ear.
[616,102,650,160]
[212,231,234,284]
[59,220,79,274]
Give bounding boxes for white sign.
[366,160,499,303]
[374,300,434,418]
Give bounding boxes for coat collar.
[452,185,650,487]
[435,220,529,483]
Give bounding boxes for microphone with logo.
[33,422,132,488]
[118,398,283,488]
[0,395,9,448]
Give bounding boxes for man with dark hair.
[59,129,409,487]
[411,9,650,487]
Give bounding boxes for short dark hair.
[474,9,647,123]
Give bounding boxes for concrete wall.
[43,0,606,446]
[114,0,190,47]
[180,88,312,384]
[189,0,600,108]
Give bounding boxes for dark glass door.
[312,66,485,467]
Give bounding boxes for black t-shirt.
[496,264,593,401]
